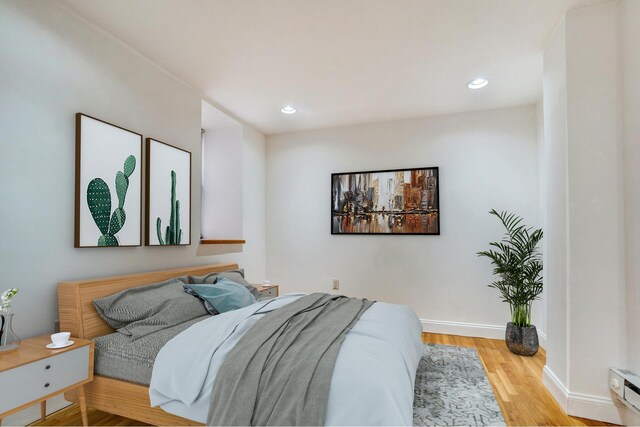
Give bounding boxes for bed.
[58,263,422,426]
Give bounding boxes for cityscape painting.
[331,167,439,235]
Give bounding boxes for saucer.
[46,340,74,349]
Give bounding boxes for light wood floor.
[423,333,615,426]
[32,333,614,426]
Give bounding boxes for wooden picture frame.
[145,138,192,246]
[331,166,440,235]
[75,113,143,247]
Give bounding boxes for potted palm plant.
[478,210,543,356]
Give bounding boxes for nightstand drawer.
[0,345,89,414]
[259,286,278,300]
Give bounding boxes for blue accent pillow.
[184,278,258,314]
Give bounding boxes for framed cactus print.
[75,113,143,247]
[145,138,191,246]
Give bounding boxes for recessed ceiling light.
[281,105,296,114]
[467,78,489,90]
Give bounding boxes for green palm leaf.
[478,210,544,327]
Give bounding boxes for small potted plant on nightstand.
[0,288,20,352]
[478,210,543,356]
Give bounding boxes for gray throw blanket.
[207,293,374,426]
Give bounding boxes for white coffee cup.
[51,332,71,346]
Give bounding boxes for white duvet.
[149,294,423,426]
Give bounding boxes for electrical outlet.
[332,279,340,290]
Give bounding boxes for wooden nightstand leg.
[40,400,46,421]
[77,385,89,427]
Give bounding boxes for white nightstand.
[0,335,94,426]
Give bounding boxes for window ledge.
[200,239,246,245]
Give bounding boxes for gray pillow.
[93,277,209,340]
[189,269,260,299]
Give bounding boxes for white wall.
[535,102,548,347]
[201,123,244,240]
[266,105,542,337]
[232,125,267,278]
[0,0,266,342]
[541,2,639,423]
[196,124,267,277]
[621,0,640,377]
[564,1,625,398]
[542,15,569,390]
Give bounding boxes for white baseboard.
[421,318,548,347]
[568,392,624,425]
[542,365,625,424]
[421,318,506,339]
[542,365,570,411]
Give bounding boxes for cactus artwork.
[86,155,136,246]
[156,170,182,245]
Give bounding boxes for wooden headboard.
[58,263,239,339]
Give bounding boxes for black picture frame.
[331,166,440,235]
[145,138,192,246]
[75,113,143,248]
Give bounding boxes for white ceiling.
[62,0,605,135]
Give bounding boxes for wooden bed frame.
[58,263,241,426]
